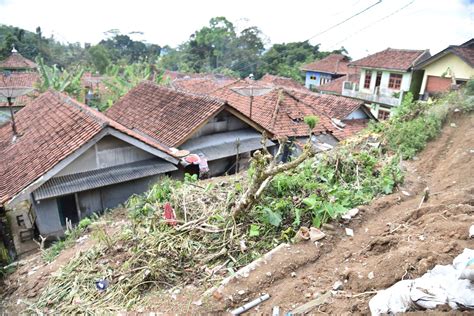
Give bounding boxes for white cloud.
[0,0,472,59]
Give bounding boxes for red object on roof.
[350,48,430,71]
[0,52,37,70]
[163,202,177,226]
[184,154,200,164]
[301,54,350,75]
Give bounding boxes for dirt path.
[204,113,474,315]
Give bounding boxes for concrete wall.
[57,135,155,176]
[33,174,164,237]
[305,71,334,89]
[419,53,474,95]
[346,108,369,120]
[190,110,249,139]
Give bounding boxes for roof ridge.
[141,80,226,105]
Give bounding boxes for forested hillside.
[0,17,347,81]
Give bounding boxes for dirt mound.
[203,114,474,315]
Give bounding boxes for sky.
[0,0,473,59]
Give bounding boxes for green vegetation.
[2,20,346,81]
[36,57,84,99]
[42,216,96,263]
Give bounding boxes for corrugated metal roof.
[33,159,177,200]
[180,129,275,161]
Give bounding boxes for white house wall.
[359,69,412,94]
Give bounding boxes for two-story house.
[301,54,350,90]
[342,48,430,119]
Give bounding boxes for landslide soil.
[204,113,474,315]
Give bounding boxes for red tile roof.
[0,72,39,88]
[106,81,229,147]
[0,72,40,108]
[301,54,350,75]
[450,46,474,67]
[0,90,174,205]
[170,76,235,95]
[317,73,361,94]
[0,52,37,70]
[169,76,369,140]
[351,48,430,71]
[207,80,366,139]
[259,74,308,91]
[331,119,370,141]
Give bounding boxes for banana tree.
[35,56,84,98]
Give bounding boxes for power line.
[305,0,382,41]
[326,0,416,50]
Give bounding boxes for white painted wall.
[359,68,412,95]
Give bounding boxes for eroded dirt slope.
[205,113,474,315]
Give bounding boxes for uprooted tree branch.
[232,116,319,217]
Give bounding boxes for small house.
[414,39,474,99]
[301,54,350,90]
[106,81,275,178]
[0,90,178,244]
[343,48,431,119]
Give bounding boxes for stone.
[345,228,354,237]
[333,281,344,290]
[368,271,374,280]
[309,227,326,241]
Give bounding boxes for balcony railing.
[342,82,403,106]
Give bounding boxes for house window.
[378,109,390,120]
[388,73,403,90]
[375,71,382,88]
[364,71,372,89]
[310,75,317,80]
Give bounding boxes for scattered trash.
[418,235,426,241]
[95,279,109,292]
[469,225,474,238]
[309,227,326,241]
[294,227,310,242]
[417,187,429,209]
[333,280,343,290]
[291,272,296,278]
[450,123,457,127]
[460,258,474,281]
[289,291,331,314]
[266,272,272,277]
[192,299,202,306]
[163,202,177,226]
[345,228,354,237]
[454,108,460,112]
[230,293,270,315]
[76,235,89,244]
[368,271,375,280]
[272,305,280,316]
[322,223,335,231]
[369,248,474,315]
[240,240,247,252]
[401,191,411,196]
[341,208,359,220]
[237,289,246,295]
